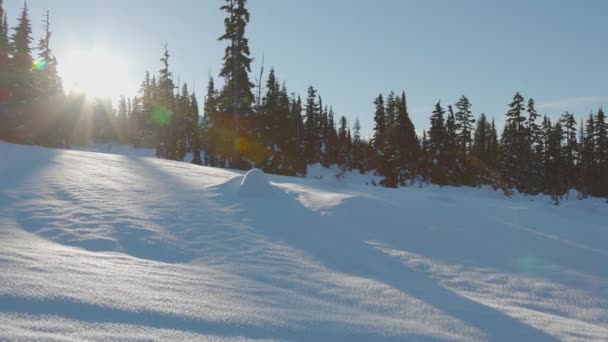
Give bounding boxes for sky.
[5,0,608,137]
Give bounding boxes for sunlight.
[60,47,134,100]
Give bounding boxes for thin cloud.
[537,96,608,111]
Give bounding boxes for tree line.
[0,0,606,203]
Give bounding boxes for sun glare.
[60,47,134,100]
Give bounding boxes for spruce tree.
[395,92,418,184]
[560,112,578,191]
[303,86,319,164]
[372,94,387,162]
[581,114,596,196]
[155,44,176,159]
[500,92,527,190]
[352,117,365,172]
[594,108,607,196]
[455,95,475,153]
[218,0,254,168]
[0,0,9,70]
[522,98,543,194]
[428,101,447,184]
[472,113,488,163]
[11,3,33,72]
[35,11,62,98]
[337,115,349,168]
[190,92,202,165]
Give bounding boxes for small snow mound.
[240,168,273,196]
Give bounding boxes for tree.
[190,92,202,165]
[35,10,62,98]
[521,98,543,194]
[218,0,254,168]
[303,86,319,164]
[11,3,33,72]
[395,92,418,184]
[455,95,475,153]
[428,101,447,184]
[155,44,176,159]
[372,94,386,159]
[500,92,527,190]
[594,108,607,196]
[560,112,578,191]
[0,0,9,70]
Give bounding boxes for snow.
[1,141,607,341]
[239,169,274,196]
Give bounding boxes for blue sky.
[6,0,607,136]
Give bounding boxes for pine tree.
[472,113,488,162]
[455,95,475,153]
[218,0,254,168]
[325,107,338,166]
[560,112,578,191]
[116,95,128,143]
[372,94,387,164]
[303,85,319,164]
[521,98,543,194]
[395,92,418,184]
[352,117,365,172]
[35,10,62,98]
[0,0,9,70]
[290,95,305,174]
[500,92,527,190]
[428,101,447,184]
[190,92,202,165]
[543,119,565,202]
[155,44,176,159]
[594,108,607,197]
[11,3,33,72]
[6,3,34,141]
[581,114,596,197]
[337,115,349,168]
[203,76,221,166]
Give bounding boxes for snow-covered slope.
[1,141,607,341]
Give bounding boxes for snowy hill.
[1,141,607,341]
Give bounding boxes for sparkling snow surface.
[1,142,607,341]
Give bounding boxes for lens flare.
[33,58,48,71]
[152,106,173,126]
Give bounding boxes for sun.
[60,47,134,100]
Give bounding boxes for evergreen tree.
[351,117,365,172]
[190,92,202,165]
[543,118,565,203]
[500,92,527,190]
[11,3,33,72]
[337,115,349,168]
[581,114,596,196]
[472,113,488,163]
[560,112,578,191]
[594,108,607,196]
[395,92,418,184]
[0,0,10,70]
[155,44,176,159]
[428,101,447,184]
[303,86,319,164]
[35,10,62,98]
[371,94,387,164]
[116,95,128,143]
[444,105,460,184]
[521,98,544,194]
[218,0,254,168]
[455,95,475,153]
[290,95,305,174]
[325,107,338,166]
